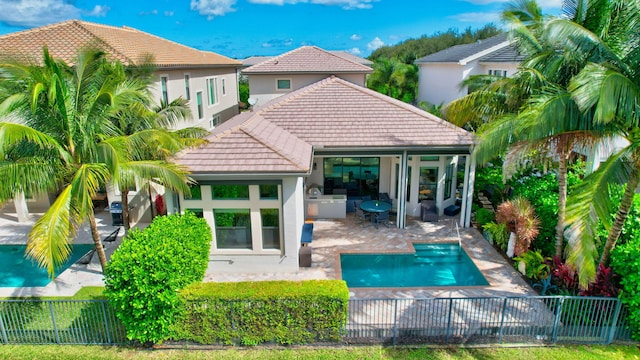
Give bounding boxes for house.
[171,73,476,273]
[241,46,373,106]
[415,34,524,107]
[0,20,241,223]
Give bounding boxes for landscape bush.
[611,235,640,340]
[173,280,349,345]
[104,211,211,344]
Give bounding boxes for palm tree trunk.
[600,169,639,267]
[121,191,130,234]
[88,212,108,272]
[555,151,568,258]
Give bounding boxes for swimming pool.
[0,244,94,287]
[340,243,489,288]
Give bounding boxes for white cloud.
[448,11,501,23]
[86,5,109,17]
[349,34,362,41]
[262,38,294,48]
[191,0,237,19]
[0,0,81,27]
[461,0,561,9]
[164,10,175,16]
[367,36,384,51]
[348,47,361,55]
[249,0,378,10]
[139,9,159,16]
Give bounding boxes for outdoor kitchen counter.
[305,194,347,219]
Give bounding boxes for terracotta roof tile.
[243,46,372,74]
[175,76,473,174]
[0,20,240,67]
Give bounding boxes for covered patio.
[204,214,535,299]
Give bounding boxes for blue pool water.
[340,243,489,288]
[0,244,94,287]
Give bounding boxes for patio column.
[460,153,476,227]
[397,151,409,229]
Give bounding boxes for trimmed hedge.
[173,280,350,345]
[104,211,211,344]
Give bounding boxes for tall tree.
[367,57,418,103]
[0,48,192,275]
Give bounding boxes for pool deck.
[205,215,536,299]
[0,208,534,299]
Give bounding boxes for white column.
[397,151,409,229]
[461,153,476,228]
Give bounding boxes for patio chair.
[102,227,120,248]
[354,200,370,225]
[374,211,391,228]
[77,249,96,265]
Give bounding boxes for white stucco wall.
[248,73,366,106]
[417,63,468,106]
[150,67,240,131]
[478,62,520,78]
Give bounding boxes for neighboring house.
[171,74,475,273]
[241,46,373,106]
[0,20,241,223]
[415,34,524,107]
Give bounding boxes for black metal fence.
[0,296,634,345]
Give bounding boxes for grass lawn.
[0,345,638,359]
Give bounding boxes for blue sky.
[0,0,562,59]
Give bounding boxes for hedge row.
[173,280,350,345]
[104,211,212,344]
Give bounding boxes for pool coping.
[335,241,492,290]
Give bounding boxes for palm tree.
[553,0,640,285]
[0,48,193,275]
[367,57,418,102]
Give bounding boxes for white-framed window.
[184,74,191,101]
[221,78,226,96]
[209,114,220,129]
[207,77,219,106]
[160,76,169,104]
[488,69,507,77]
[180,182,282,252]
[196,91,203,119]
[276,78,291,91]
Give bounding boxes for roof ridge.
[74,21,135,64]
[255,76,337,114]
[315,46,372,70]
[241,117,310,171]
[0,20,79,40]
[248,46,307,68]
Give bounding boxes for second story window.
[276,79,291,91]
[196,91,203,119]
[184,74,191,101]
[207,77,218,105]
[488,69,507,77]
[160,76,169,104]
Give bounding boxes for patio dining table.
[360,200,391,228]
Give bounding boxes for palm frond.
[124,160,191,194]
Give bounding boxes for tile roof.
[414,34,509,64]
[175,76,473,174]
[478,43,525,63]
[241,51,373,68]
[242,46,372,74]
[0,20,241,68]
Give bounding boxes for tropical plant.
[496,197,540,256]
[366,57,418,102]
[0,48,192,275]
[555,0,640,287]
[611,235,640,339]
[514,250,551,281]
[551,256,580,295]
[483,221,509,252]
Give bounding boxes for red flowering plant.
[580,264,620,298]
[550,257,579,295]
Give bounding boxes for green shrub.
[475,161,505,203]
[475,208,495,229]
[173,280,349,345]
[104,211,212,344]
[611,235,640,340]
[483,222,508,252]
[514,250,551,281]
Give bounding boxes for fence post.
[498,297,508,343]
[607,299,623,345]
[0,306,8,344]
[551,297,565,344]
[445,298,454,343]
[48,302,61,344]
[101,301,112,344]
[392,299,398,346]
